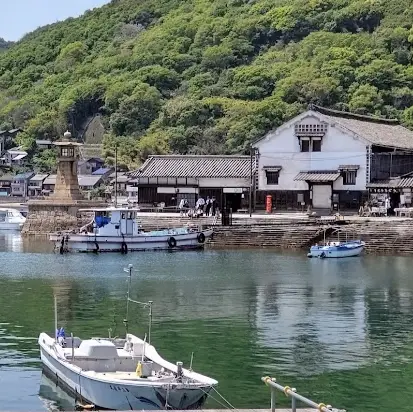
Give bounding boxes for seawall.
[136,214,413,254]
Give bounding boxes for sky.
[0,0,110,41]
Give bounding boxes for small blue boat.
[307,227,365,258]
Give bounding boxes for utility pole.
[114,144,118,208]
[249,144,253,217]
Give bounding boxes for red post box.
[266,195,272,214]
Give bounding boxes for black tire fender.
[168,237,177,248]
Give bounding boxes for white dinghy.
[50,207,213,253]
[38,265,218,410]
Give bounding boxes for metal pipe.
[71,333,74,361]
[291,388,297,412]
[124,264,133,335]
[148,301,153,345]
[249,144,253,217]
[261,377,337,412]
[114,145,118,208]
[54,295,58,343]
[270,386,276,412]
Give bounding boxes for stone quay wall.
[208,220,413,254]
[21,201,104,236]
[136,214,413,254]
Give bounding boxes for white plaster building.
[253,105,413,210]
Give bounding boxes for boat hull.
[51,229,213,253]
[39,344,210,410]
[308,242,365,258]
[0,222,24,231]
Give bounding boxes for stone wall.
[208,220,413,254]
[21,201,102,236]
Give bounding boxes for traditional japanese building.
[253,105,413,210]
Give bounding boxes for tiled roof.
[367,178,413,188]
[294,171,340,182]
[129,155,251,178]
[313,106,413,150]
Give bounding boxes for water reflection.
[0,235,413,411]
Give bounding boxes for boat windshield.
[95,211,111,228]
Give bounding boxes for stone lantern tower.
[52,131,83,201]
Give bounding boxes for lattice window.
[295,123,328,135]
[266,171,279,185]
[343,171,357,185]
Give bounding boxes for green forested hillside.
[1,0,413,168]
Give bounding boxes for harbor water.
[1,233,413,411]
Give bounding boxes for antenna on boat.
[123,264,154,345]
[124,264,133,335]
[189,351,194,371]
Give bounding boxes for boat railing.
[261,376,345,412]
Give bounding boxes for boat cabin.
[81,207,141,236]
[0,208,25,222]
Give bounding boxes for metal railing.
[261,376,345,412]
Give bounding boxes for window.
[61,147,74,157]
[300,137,321,152]
[300,139,310,152]
[343,171,357,185]
[312,139,321,152]
[266,171,279,185]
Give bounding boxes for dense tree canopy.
[1,0,413,168]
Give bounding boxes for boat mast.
[123,264,153,344]
[124,264,133,335]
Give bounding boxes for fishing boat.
[0,208,26,230]
[307,227,365,258]
[38,265,218,410]
[50,206,213,253]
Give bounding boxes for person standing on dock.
[211,197,217,216]
[205,196,212,216]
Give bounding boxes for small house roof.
[43,175,57,185]
[13,154,27,161]
[128,155,251,179]
[0,174,13,181]
[13,172,34,180]
[78,175,103,187]
[30,174,49,182]
[92,167,113,175]
[54,141,82,146]
[36,139,52,145]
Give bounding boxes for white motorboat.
[38,265,218,410]
[50,207,213,253]
[0,208,26,230]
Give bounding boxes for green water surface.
[0,233,412,412]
